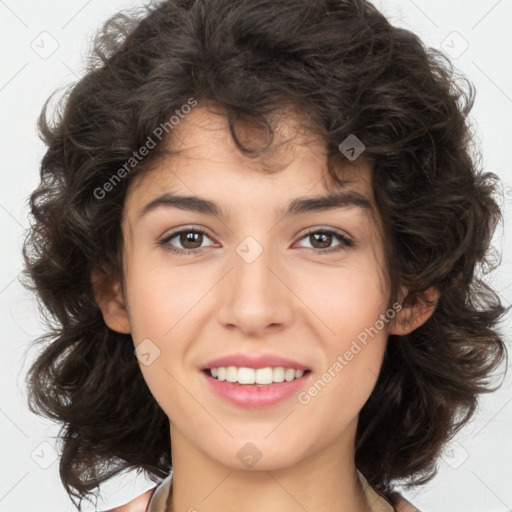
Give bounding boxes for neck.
[166,422,371,512]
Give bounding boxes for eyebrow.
[138,190,373,220]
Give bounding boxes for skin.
[94,105,437,512]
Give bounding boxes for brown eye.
[296,228,354,254]
[309,232,333,249]
[179,231,204,249]
[160,228,216,255]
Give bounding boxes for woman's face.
[117,106,397,471]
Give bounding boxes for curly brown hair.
[23,0,508,508]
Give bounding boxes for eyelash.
[158,226,354,256]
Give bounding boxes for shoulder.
[104,488,156,512]
[389,491,422,512]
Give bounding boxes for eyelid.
[293,226,354,251]
[296,225,353,241]
[159,225,217,248]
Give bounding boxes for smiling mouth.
[203,367,312,386]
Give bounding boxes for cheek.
[124,260,218,416]
[295,258,390,415]
[298,254,390,342]
[126,261,211,341]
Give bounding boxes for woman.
[23,0,507,511]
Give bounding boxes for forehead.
[125,105,376,214]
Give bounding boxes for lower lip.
[201,370,312,409]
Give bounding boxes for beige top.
[143,470,417,512]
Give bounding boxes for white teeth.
[209,366,306,384]
[256,367,273,384]
[273,367,285,382]
[239,367,256,384]
[285,368,295,382]
[226,366,238,383]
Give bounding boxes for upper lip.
[201,353,310,371]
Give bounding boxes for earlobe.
[389,286,439,336]
[91,269,131,334]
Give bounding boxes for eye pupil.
[311,232,332,249]
[181,231,202,249]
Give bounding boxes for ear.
[389,286,439,335]
[91,269,131,334]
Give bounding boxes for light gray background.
[0,1,511,511]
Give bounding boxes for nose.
[217,241,294,337]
